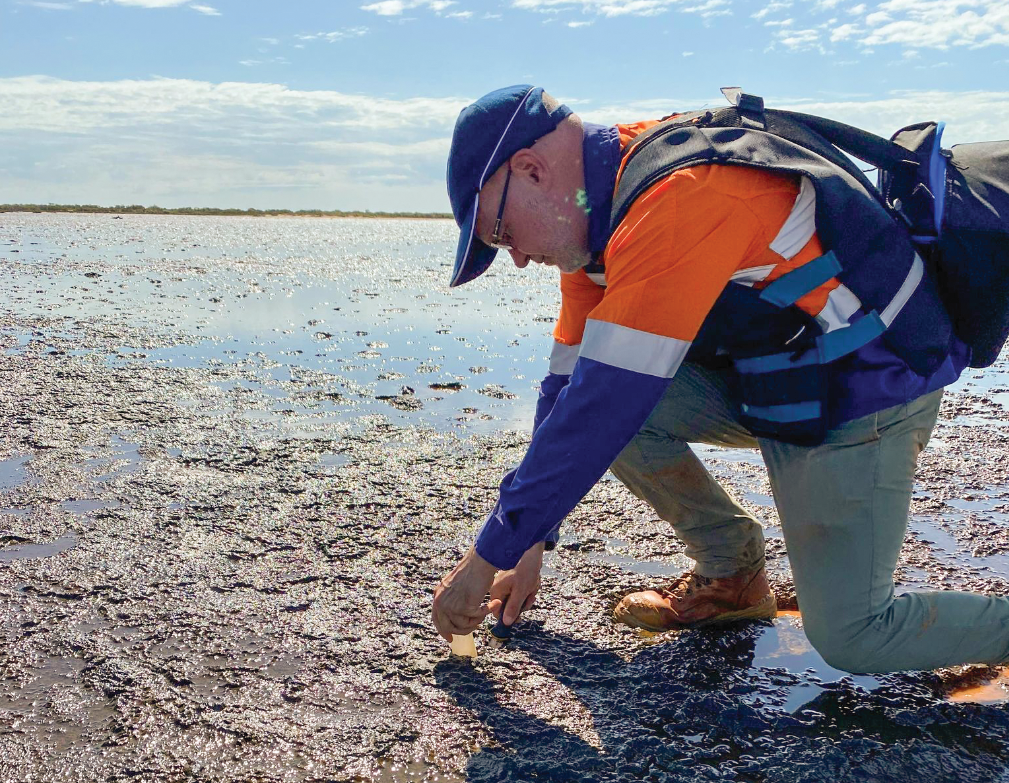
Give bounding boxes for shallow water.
[2,213,552,436]
[3,212,1009,782]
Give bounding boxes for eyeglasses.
[488,166,513,251]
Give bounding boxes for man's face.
[476,159,591,276]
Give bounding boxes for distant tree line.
[0,203,452,219]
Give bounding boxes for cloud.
[361,0,407,13]
[297,28,369,43]
[0,76,465,137]
[3,77,1007,212]
[776,27,823,50]
[504,0,1009,53]
[773,90,1009,145]
[307,138,450,158]
[752,0,792,19]
[512,0,682,17]
[567,19,593,25]
[239,57,289,67]
[0,76,470,210]
[830,22,860,39]
[361,0,461,15]
[850,0,1009,50]
[73,0,223,8]
[102,0,191,7]
[23,1,75,8]
[683,0,731,17]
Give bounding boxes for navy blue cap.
[446,85,573,287]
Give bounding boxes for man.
[431,84,1009,673]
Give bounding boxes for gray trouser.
[611,362,1009,673]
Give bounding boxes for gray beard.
[554,247,592,274]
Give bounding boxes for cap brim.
[449,194,498,288]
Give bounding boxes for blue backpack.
[767,99,1009,368]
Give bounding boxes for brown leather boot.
[613,567,776,631]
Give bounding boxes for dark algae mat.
[2,213,1009,782]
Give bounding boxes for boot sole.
[614,593,778,632]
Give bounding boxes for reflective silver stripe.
[549,341,580,375]
[770,176,816,261]
[815,284,862,333]
[730,264,775,287]
[880,252,924,326]
[586,272,607,287]
[579,319,689,378]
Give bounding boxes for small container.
[450,633,477,658]
[490,618,514,640]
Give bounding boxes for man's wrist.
[465,546,499,580]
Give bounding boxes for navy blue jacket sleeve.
[475,357,670,570]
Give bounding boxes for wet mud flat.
[2,214,1009,782]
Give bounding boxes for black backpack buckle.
[721,87,765,130]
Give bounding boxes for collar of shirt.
[581,122,621,259]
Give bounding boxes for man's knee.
[612,431,689,477]
[801,614,884,675]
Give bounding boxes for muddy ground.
[2,214,1009,782]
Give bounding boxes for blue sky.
[1,0,1007,211]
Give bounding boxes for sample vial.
[450,633,477,658]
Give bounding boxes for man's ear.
[510,148,549,189]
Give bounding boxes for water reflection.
[3,214,552,437]
[749,611,881,713]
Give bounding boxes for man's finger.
[435,616,476,641]
[502,590,529,626]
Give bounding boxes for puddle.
[585,537,691,577]
[693,444,764,466]
[0,651,117,750]
[947,668,1009,704]
[0,531,78,562]
[86,435,143,481]
[911,517,1009,578]
[60,499,120,514]
[749,611,882,713]
[742,490,775,508]
[945,495,1009,513]
[0,454,30,491]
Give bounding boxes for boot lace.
[659,572,712,601]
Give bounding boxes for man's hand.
[488,542,544,628]
[432,547,498,642]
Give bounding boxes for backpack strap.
[774,110,913,170]
[773,109,922,205]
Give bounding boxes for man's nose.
[509,249,530,268]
